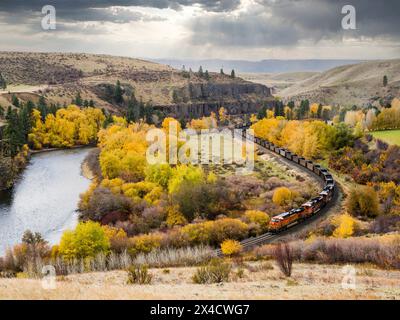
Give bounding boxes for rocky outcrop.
[155,82,274,119]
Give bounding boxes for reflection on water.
[0,148,91,255]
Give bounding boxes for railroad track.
[215,126,341,257]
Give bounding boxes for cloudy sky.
[0,0,399,60]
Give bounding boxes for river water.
[0,148,91,255]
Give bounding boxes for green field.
[371,130,400,146]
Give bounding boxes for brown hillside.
[0,52,273,118]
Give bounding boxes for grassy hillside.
[371,130,400,146]
[241,72,319,93]
[279,59,400,107]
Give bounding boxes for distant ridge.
[152,59,365,74]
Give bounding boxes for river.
[0,148,92,255]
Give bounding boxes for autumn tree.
[332,214,356,238]
[347,186,380,217]
[59,221,110,260]
[272,187,297,206]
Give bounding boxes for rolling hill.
[278,59,400,107]
[0,52,273,119]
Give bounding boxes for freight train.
[236,123,336,233]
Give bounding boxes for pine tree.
[5,108,25,156]
[204,70,210,81]
[231,69,235,78]
[0,72,6,90]
[383,75,388,87]
[127,94,140,123]
[198,66,204,77]
[75,92,83,106]
[12,95,20,108]
[89,99,95,107]
[220,68,224,75]
[114,80,123,104]
[38,96,48,120]
[317,104,323,118]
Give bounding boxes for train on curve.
[237,123,336,233]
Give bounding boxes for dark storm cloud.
[0,0,241,16]
[190,0,400,47]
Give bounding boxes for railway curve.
[215,125,342,256]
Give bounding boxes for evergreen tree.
[144,102,154,124]
[89,99,95,107]
[257,106,267,119]
[75,92,83,106]
[179,117,187,129]
[287,101,295,109]
[220,68,224,75]
[114,80,123,104]
[383,75,388,87]
[204,70,210,81]
[0,105,4,118]
[126,94,140,123]
[322,108,330,121]
[317,104,323,118]
[12,95,20,108]
[83,100,89,108]
[339,109,347,122]
[274,101,284,117]
[0,72,6,90]
[5,109,25,156]
[230,69,235,78]
[38,96,48,120]
[198,66,204,78]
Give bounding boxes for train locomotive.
[237,122,336,233]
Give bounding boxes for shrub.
[257,236,400,270]
[127,264,153,284]
[166,205,187,227]
[221,240,242,257]
[180,222,213,245]
[209,218,249,245]
[332,214,357,238]
[347,186,380,217]
[272,187,296,206]
[133,246,213,268]
[79,186,133,221]
[273,243,293,277]
[370,215,400,234]
[59,221,110,260]
[243,210,270,232]
[192,258,232,284]
[129,233,163,255]
[102,225,130,253]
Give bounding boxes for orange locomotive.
[269,196,326,233]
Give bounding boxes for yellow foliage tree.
[220,239,242,256]
[244,210,270,231]
[272,187,297,206]
[332,214,356,238]
[166,205,187,227]
[28,105,105,149]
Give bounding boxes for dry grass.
[0,262,399,300]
